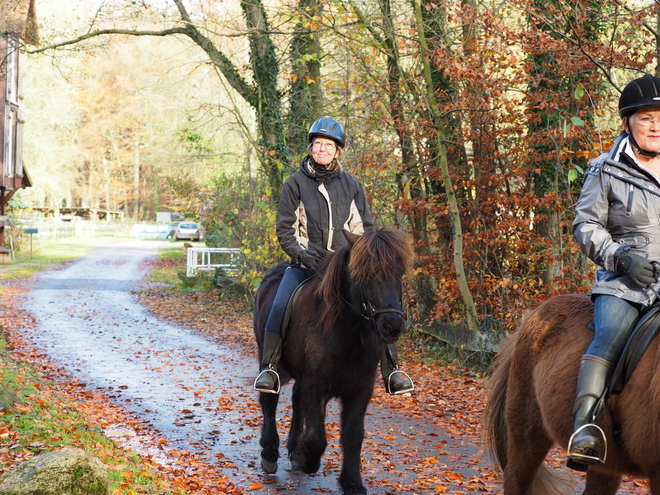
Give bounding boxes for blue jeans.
[264,264,315,335]
[587,294,644,364]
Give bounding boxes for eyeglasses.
[635,116,660,128]
[312,142,337,152]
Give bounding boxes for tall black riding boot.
[567,355,613,471]
[381,343,414,395]
[254,331,282,394]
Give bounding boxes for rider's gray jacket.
[574,132,660,306]
[276,157,373,262]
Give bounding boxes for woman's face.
[625,107,660,155]
[310,138,338,166]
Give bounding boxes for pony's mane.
[315,229,413,328]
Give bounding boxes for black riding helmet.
[308,117,345,148]
[619,75,660,158]
[619,75,660,118]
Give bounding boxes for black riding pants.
[264,264,315,335]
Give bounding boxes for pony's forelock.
[348,229,413,283]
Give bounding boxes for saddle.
[280,277,313,340]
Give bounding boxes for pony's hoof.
[289,455,320,474]
[289,449,320,474]
[261,457,278,474]
[289,458,302,472]
[342,485,367,494]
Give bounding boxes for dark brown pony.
[484,294,660,495]
[253,229,413,495]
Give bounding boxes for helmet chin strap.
[629,133,660,158]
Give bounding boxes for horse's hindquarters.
[485,295,596,494]
[516,296,595,449]
[533,327,592,448]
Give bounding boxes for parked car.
[175,222,201,241]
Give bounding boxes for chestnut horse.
[484,293,660,495]
[253,229,413,495]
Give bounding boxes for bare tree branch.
[28,19,258,109]
[27,27,189,54]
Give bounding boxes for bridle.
[343,296,405,322]
[361,301,404,321]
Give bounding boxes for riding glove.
[299,249,322,269]
[615,248,659,288]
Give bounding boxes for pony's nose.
[378,315,406,343]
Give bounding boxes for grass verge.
[0,237,188,494]
[0,319,182,494]
[147,247,187,286]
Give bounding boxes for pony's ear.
[343,229,361,246]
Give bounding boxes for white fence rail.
[186,247,241,277]
[14,221,131,240]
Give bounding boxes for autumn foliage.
[340,0,657,333]
[22,0,660,337]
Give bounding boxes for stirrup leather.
[386,369,415,394]
[567,423,607,465]
[253,367,281,394]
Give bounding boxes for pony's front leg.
[287,380,304,456]
[259,391,280,473]
[338,390,371,495]
[289,383,327,474]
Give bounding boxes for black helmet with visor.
[619,75,660,118]
[619,75,660,158]
[308,117,346,148]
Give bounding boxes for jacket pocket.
[613,233,650,249]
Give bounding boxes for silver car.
[175,222,201,241]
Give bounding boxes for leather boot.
[254,331,282,394]
[567,355,613,471]
[382,343,414,395]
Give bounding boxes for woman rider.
[253,117,415,396]
[570,75,660,470]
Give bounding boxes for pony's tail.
[483,323,573,495]
[483,330,517,471]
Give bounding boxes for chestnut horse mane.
[314,229,413,329]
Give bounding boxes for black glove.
[615,248,659,288]
[299,249,322,269]
[308,242,330,260]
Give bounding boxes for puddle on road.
[103,424,174,467]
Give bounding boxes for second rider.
[253,117,415,396]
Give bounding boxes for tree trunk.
[133,134,140,220]
[413,0,479,332]
[377,0,436,315]
[288,0,323,154]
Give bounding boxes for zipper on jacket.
[627,183,634,213]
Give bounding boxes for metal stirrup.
[567,423,607,464]
[254,367,281,394]
[386,370,415,394]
